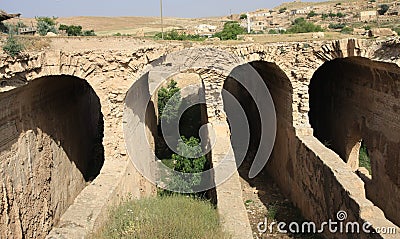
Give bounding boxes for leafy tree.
[378,4,389,15]
[168,136,207,192]
[286,18,324,33]
[2,35,24,57]
[59,24,82,36]
[36,16,57,36]
[213,21,246,40]
[279,7,287,13]
[240,14,247,19]
[158,80,181,124]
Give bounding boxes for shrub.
[155,30,205,41]
[286,18,324,33]
[59,24,82,36]
[2,35,24,57]
[321,13,328,20]
[378,4,389,15]
[58,24,96,36]
[268,29,278,34]
[329,23,346,29]
[340,27,353,34]
[83,30,96,36]
[240,13,247,19]
[336,12,345,18]
[158,80,181,124]
[168,136,207,192]
[393,27,400,35]
[213,21,246,40]
[328,12,337,18]
[359,143,371,174]
[279,7,287,13]
[307,11,318,18]
[36,16,58,36]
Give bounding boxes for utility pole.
[160,0,164,39]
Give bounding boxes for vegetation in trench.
[91,195,227,239]
[359,142,371,174]
[157,80,208,194]
[158,79,182,125]
[167,136,208,193]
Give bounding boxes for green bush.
[329,23,346,29]
[340,27,353,34]
[2,36,24,57]
[158,80,181,124]
[328,12,337,18]
[213,21,246,40]
[36,17,58,36]
[268,29,278,34]
[359,143,371,174]
[307,11,318,18]
[378,4,389,15]
[286,18,324,33]
[91,195,226,239]
[83,30,96,36]
[168,136,207,192]
[321,13,328,20]
[155,30,205,41]
[279,7,287,13]
[240,13,247,19]
[336,12,345,18]
[59,24,96,36]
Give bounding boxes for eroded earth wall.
[309,57,400,226]
[0,75,104,239]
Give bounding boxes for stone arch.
[308,56,400,226]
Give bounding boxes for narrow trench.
[223,76,322,239]
[154,79,211,197]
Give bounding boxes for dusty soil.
[239,160,324,239]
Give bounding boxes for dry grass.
[17,36,51,51]
[91,195,229,239]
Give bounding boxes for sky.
[2,0,324,18]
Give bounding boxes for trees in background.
[36,17,58,36]
[286,17,324,33]
[59,24,96,36]
[213,21,246,40]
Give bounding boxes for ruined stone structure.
[0,37,399,238]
